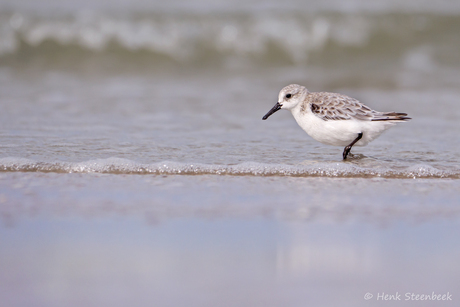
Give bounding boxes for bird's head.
[262,84,308,120]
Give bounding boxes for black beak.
[262,102,282,120]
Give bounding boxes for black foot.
[342,133,363,160]
[343,146,352,160]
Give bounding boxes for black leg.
[343,133,363,160]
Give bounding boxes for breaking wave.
[1,11,459,67]
[1,157,458,179]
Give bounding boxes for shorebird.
[262,84,411,159]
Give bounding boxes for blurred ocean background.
[1,0,460,306]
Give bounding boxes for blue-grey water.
[1,0,460,306]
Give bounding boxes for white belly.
[291,109,394,147]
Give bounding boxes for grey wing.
[309,92,375,121]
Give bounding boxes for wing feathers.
[306,92,411,122]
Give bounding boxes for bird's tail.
[371,112,411,121]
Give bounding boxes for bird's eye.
[285,94,292,99]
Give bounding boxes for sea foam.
[0,157,458,179]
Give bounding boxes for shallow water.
[1,69,459,177]
[1,0,460,306]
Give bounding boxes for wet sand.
[1,173,459,306]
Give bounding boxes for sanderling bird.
[262,84,411,159]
